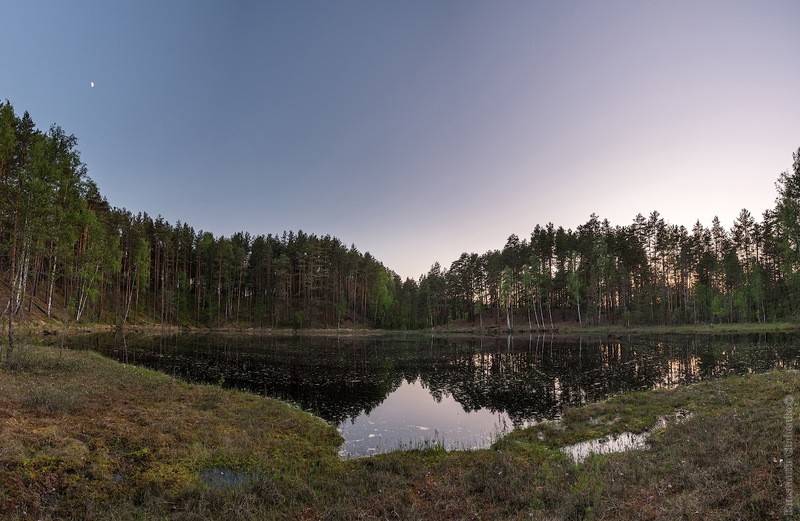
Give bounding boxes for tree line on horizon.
[3,100,800,343]
[425,148,800,329]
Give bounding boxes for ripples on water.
[66,332,800,456]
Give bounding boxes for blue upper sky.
[3,1,799,279]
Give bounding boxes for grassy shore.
[15,317,800,340]
[2,341,799,520]
[559,321,800,336]
[431,321,800,338]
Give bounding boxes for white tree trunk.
[47,256,57,317]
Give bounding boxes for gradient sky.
[3,1,799,280]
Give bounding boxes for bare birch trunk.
[6,303,14,364]
[47,256,57,317]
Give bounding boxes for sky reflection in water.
[339,377,515,457]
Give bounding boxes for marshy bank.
[1,340,798,519]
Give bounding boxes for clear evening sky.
[2,1,799,280]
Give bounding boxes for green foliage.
[371,267,394,326]
[290,310,305,330]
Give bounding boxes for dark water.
[64,332,800,456]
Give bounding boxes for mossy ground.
[2,341,799,519]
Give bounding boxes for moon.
[90,81,95,88]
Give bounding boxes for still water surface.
[66,332,800,457]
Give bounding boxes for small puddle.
[563,432,649,463]
[198,468,254,488]
[563,409,692,464]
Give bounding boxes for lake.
[65,332,800,457]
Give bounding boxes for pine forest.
[3,101,800,332]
